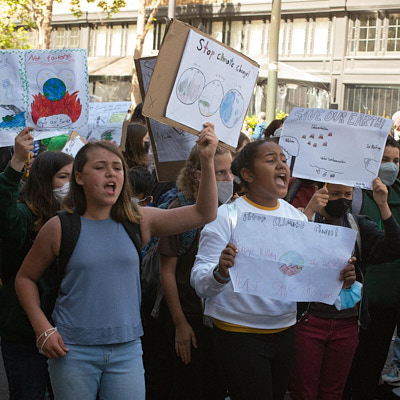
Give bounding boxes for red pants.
[290,314,359,400]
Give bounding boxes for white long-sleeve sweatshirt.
[191,196,308,330]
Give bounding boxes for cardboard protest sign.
[230,212,357,304]
[136,56,196,182]
[0,49,89,147]
[142,19,259,150]
[279,107,392,189]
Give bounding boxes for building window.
[290,18,307,55]
[211,20,223,43]
[229,20,243,51]
[95,26,108,56]
[344,85,400,118]
[70,27,80,48]
[358,15,376,52]
[312,18,329,55]
[248,20,264,55]
[27,30,39,49]
[110,25,122,56]
[278,17,330,57]
[126,25,137,56]
[55,28,66,49]
[387,14,400,52]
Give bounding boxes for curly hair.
[63,141,142,223]
[24,151,73,231]
[177,144,231,199]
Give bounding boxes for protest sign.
[279,107,392,189]
[0,49,89,147]
[62,131,86,158]
[230,212,357,304]
[142,19,259,150]
[80,101,131,146]
[136,56,196,182]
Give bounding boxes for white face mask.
[217,180,233,204]
[53,181,70,202]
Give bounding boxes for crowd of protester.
[1,106,400,400]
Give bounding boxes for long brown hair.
[123,123,149,168]
[63,141,142,223]
[24,151,73,231]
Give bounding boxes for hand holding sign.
[217,243,238,282]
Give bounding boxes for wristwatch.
[213,265,231,283]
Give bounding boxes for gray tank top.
[52,216,142,345]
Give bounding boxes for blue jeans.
[48,339,145,400]
[1,339,48,400]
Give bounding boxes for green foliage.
[276,110,288,120]
[245,115,258,131]
[0,18,31,49]
[70,0,126,18]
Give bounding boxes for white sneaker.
[383,366,400,383]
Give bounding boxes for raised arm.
[371,177,391,220]
[15,216,69,359]
[0,128,35,240]
[140,123,218,245]
[359,178,400,266]
[303,186,329,220]
[9,127,34,172]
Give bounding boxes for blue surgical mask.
[378,162,399,186]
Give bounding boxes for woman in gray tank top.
[15,123,219,400]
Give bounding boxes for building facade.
[33,0,400,117]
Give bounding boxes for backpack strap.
[351,187,363,216]
[57,211,81,277]
[122,220,142,263]
[347,213,362,258]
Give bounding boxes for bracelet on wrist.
[213,265,231,283]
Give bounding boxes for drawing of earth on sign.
[31,69,82,128]
[198,80,224,117]
[220,89,244,128]
[278,251,304,276]
[176,68,205,105]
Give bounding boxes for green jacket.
[359,179,400,309]
[0,163,37,342]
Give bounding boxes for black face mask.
[144,141,150,152]
[324,198,352,218]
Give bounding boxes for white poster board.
[0,49,89,147]
[230,212,357,305]
[80,101,131,146]
[165,30,259,148]
[279,107,392,189]
[62,132,86,158]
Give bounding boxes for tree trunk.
[38,0,54,49]
[131,0,160,106]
